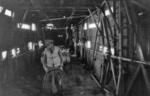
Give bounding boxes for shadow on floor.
[0,57,108,96]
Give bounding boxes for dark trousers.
[42,69,63,95]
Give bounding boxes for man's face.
[45,41,54,48]
[48,42,54,48]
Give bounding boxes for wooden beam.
[131,0,150,12]
[87,49,150,66]
[105,0,120,31]
[15,6,95,11]
[39,15,87,22]
[116,0,122,95]
[125,65,141,96]
[137,44,150,95]
[110,59,117,88]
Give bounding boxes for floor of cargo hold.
[0,57,112,96]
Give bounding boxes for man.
[41,39,63,95]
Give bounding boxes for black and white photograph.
[0,0,149,96]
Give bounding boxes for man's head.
[45,39,54,48]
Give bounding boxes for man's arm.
[58,48,64,67]
[41,51,49,72]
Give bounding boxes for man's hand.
[47,67,56,71]
[46,66,63,73]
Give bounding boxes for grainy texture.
[0,57,108,96]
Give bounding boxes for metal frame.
[79,0,150,96]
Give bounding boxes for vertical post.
[105,0,120,31]
[19,9,29,46]
[137,44,150,95]
[91,8,101,66]
[102,15,117,88]
[116,0,122,95]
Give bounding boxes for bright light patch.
[105,7,113,16]
[47,23,54,27]
[84,23,88,30]
[87,23,101,29]
[99,45,103,51]
[31,23,36,31]
[0,6,3,13]
[99,45,115,55]
[28,42,33,50]
[11,49,17,57]
[5,9,12,17]
[2,51,7,60]
[138,12,144,16]
[17,23,21,28]
[21,24,31,30]
[16,48,20,54]
[46,23,54,30]
[86,41,91,49]
[88,23,96,29]
[38,41,43,48]
[111,48,115,55]
[28,42,36,51]
[17,23,31,30]
[103,46,108,54]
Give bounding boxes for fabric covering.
[42,69,63,94]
